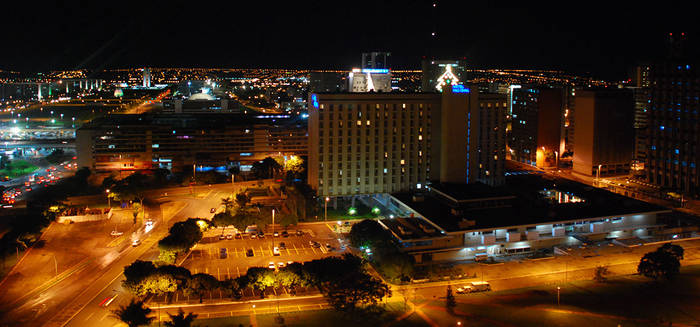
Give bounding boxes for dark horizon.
[1,1,697,80]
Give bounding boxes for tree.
[185,273,219,303]
[234,193,250,208]
[324,271,391,312]
[0,155,10,169]
[141,273,178,296]
[638,244,684,280]
[445,285,456,313]
[220,278,243,300]
[349,219,394,250]
[112,299,154,327]
[245,267,276,295]
[220,197,235,213]
[593,265,610,283]
[283,155,304,177]
[156,265,192,291]
[123,260,157,296]
[164,309,197,327]
[211,212,235,235]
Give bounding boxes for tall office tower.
[562,86,576,154]
[509,87,563,167]
[143,68,151,88]
[477,93,507,186]
[309,71,348,93]
[572,89,634,178]
[629,86,650,173]
[646,33,699,195]
[362,52,391,69]
[421,59,468,92]
[308,84,480,196]
[632,65,651,87]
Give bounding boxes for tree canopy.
[638,243,684,280]
[112,299,154,327]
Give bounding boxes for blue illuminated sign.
[311,94,319,109]
[362,68,389,74]
[452,84,470,93]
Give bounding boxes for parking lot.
[182,224,346,280]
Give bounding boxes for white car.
[132,239,141,247]
[268,262,276,269]
[110,230,124,237]
[273,247,280,256]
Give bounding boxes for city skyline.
[1,2,696,80]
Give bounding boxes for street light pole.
[106,189,111,208]
[557,286,561,306]
[324,197,329,221]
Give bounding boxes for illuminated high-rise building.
[143,67,151,88]
[421,59,468,92]
[645,33,699,196]
[308,84,485,196]
[362,52,390,69]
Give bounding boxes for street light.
[557,286,561,306]
[324,197,329,221]
[106,189,111,208]
[597,164,602,187]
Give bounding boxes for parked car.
[235,233,242,239]
[219,234,226,240]
[296,230,304,236]
[281,231,289,237]
[268,262,276,270]
[110,230,124,237]
[210,208,216,213]
[273,231,279,237]
[131,239,141,247]
[226,234,233,240]
[246,249,254,257]
[278,262,286,268]
[273,247,280,256]
[279,242,286,249]
[250,234,257,239]
[219,248,227,259]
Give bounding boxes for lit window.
[357,120,361,126]
[400,159,405,165]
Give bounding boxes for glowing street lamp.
[324,197,329,221]
[348,207,357,216]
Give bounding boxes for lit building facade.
[77,114,307,175]
[421,59,468,92]
[308,85,484,197]
[477,92,507,186]
[646,59,699,195]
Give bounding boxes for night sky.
[1,1,697,80]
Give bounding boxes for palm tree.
[112,299,154,327]
[164,309,198,327]
[220,197,235,213]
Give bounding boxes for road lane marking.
[236,267,241,277]
[293,244,299,254]
[227,267,231,279]
[217,268,220,280]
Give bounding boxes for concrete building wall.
[573,89,634,177]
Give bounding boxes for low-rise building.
[378,174,672,263]
[76,113,307,175]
